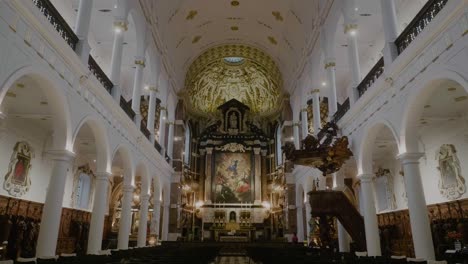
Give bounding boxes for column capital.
[310,89,320,94]
[46,150,75,162]
[344,24,358,34]
[206,147,213,155]
[95,171,112,181]
[301,106,309,112]
[134,57,146,67]
[147,86,158,92]
[123,185,134,193]
[324,62,336,69]
[292,122,301,127]
[253,148,261,155]
[160,106,167,111]
[113,20,128,32]
[166,121,175,126]
[397,152,424,164]
[357,173,374,183]
[261,150,268,156]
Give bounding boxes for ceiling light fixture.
[349,29,357,36]
[355,7,359,11]
[114,27,122,34]
[321,82,327,87]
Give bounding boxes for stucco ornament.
[436,144,465,200]
[217,143,247,153]
[3,141,34,197]
[185,44,282,116]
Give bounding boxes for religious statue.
[436,144,465,199]
[229,112,238,129]
[3,141,34,197]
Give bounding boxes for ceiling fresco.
[184,44,282,116]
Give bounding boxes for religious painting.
[436,144,465,200]
[213,152,253,203]
[3,141,34,197]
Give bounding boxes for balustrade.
[120,96,136,121]
[140,120,151,139]
[88,55,113,94]
[395,0,449,55]
[357,58,385,98]
[333,98,350,123]
[31,0,78,50]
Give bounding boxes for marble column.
[166,121,175,160]
[254,148,262,203]
[398,153,435,260]
[151,199,161,240]
[137,194,150,247]
[161,204,170,240]
[358,174,381,256]
[36,150,75,258]
[305,201,312,242]
[261,150,268,201]
[131,57,145,125]
[296,204,305,242]
[324,62,338,119]
[158,108,167,154]
[74,0,93,63]
[380,0,399,64]
[346,24,361,104]
[293,122,300,149]
[204,148,213,203]
[86,171,111,254]
[118,184,134,249]
[311,89,322,135]
[146,87,158,144]
[110,20,127,102]
[300,106,309,138]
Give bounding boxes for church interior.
[0,0,467,263]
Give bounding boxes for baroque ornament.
[3,141,34,197]
[217,143,247,152]
[185,44,282,116]
[436,144,465,200]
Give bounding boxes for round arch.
[72,115,111,173]
[111,144,134,184]
[399,66,468,154]
[0,65,72,150]
[357,119,400,174]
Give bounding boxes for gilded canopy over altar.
[184,44,283,116]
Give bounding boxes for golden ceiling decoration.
[192,35,202,44]
[186,10,198,20]
[267,36,277,45]
[272,11,283,22]
[184,44,283,116]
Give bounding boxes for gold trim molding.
[344,24,358,34]
[114,21,128,31]
[135,60,146,67]
[324,62,336,69]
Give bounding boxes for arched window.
[76,172,91,209]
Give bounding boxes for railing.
[333,98,350,123]
[88,55,113,94]
[120,96,136,121]
[31,0,79,50]
[140,120,151,139]
[154,141,162,153]
[395,0,449,55]
[356,57,384,98]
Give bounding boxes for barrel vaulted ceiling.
[140,0,332,94]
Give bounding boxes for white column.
[293,122,300,149]
[146,87,158,144]
[118,184,134,249]
[74,0,93,63]
[305,202,312,243]
[311,89,322,135]
[158,108,167,154]
[333,173,351,252]
[296,205,305,242]
[398,153,435,260]
[300,107,309,138]
[346,24,361,104]
[110,20,127,102]
[358,174,381,256]
[380,0,399,64]
[131,57,145,125]
[137,194,150,247]
[324,63,338,119]
[166,121,175,160]
[161,204,170,240]
[151,199,161,240]
[86,171,111,254]
[36,150,74,258]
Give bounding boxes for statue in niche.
[436,144,465,200]
[375,168,396,211]
[229,211,236,223]
[229,112,238,129]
